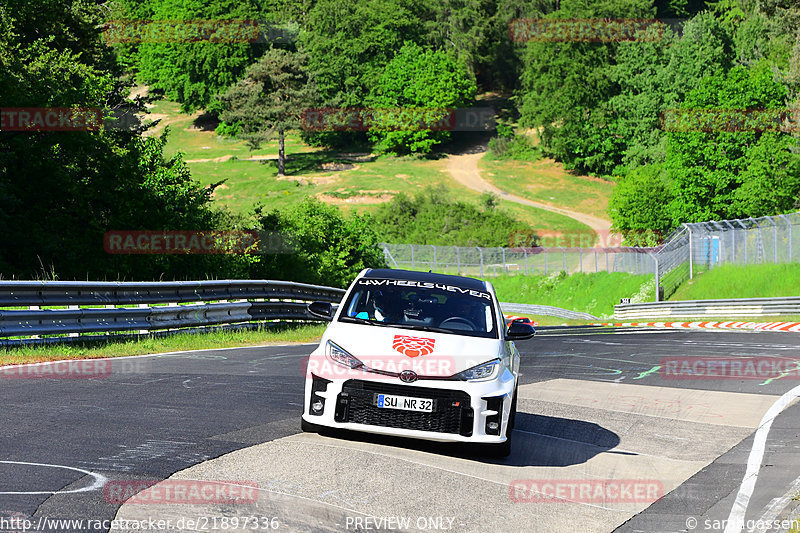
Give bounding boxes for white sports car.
[301,268,535,456]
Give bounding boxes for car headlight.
[456,359,500,381]
[326,340,364,369]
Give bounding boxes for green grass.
[0,324,325,366]
[491,271,655,318]
[479,156,615,221]
[668,263,800,301]
[148,96,600,238]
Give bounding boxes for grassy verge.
[479,156,615,221]
[668,263,800,301]
[152,96,596,237]
[0,324,326,366]
[492,271,655,318]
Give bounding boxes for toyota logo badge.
[399,370,418,383]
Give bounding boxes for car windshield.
[338,278,498,339]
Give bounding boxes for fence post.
[684,224,693,279]
[545,250,548,274]
[595,250,598,273]
[477,247,484,277]
[579,249,583,273]
[779,214,792,262]
[431,244,437,271]
[524,250,528,275]
[724,220,736,263]
[768,217,778,263]
[456,246,461,274]
[653,253,660,302]
[410,244,415,269]
[561,247,566,272]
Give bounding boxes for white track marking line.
[0,343,316,373]
[750,473,800,533]
[724,384,800,533]
[0,461,106,495]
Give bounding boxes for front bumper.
[302,370,515,444]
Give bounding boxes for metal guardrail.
[500,303,598,320]
[614,297,800,320]
[0,280,345,345]
[0,279,607,345]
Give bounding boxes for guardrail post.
[683,223,693,279]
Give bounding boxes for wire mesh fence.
[380,243,657,278]
[381,210,800,303]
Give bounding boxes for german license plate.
[374,394,434,413]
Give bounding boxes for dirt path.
[444,149,612,234]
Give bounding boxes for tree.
[253,198,387,288]
[219,48,316,176]
[117,0,267,112]
[366,42,476,154]
[0,0,242,280]
[297,0,426,147]
[517,0,655,174]
[664,63,800,223]
[608,164,675,245]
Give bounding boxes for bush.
[250,198,387,288]
[487,134,541,161]
[215,121,242,139]
[370,187,534,247]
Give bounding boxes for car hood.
[323,322,503,377]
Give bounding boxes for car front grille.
[335,380,473,436]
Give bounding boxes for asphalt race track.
[1,327,799,533]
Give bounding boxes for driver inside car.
[354,290,398,323]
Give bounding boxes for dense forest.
[1,0,798,283]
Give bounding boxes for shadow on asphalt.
[304,412,622,468]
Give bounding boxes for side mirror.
[506,321,535,340]
[307,301,333,321]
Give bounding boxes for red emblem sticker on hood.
[392,335,436,358]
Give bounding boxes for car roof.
[362,268,489,292]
